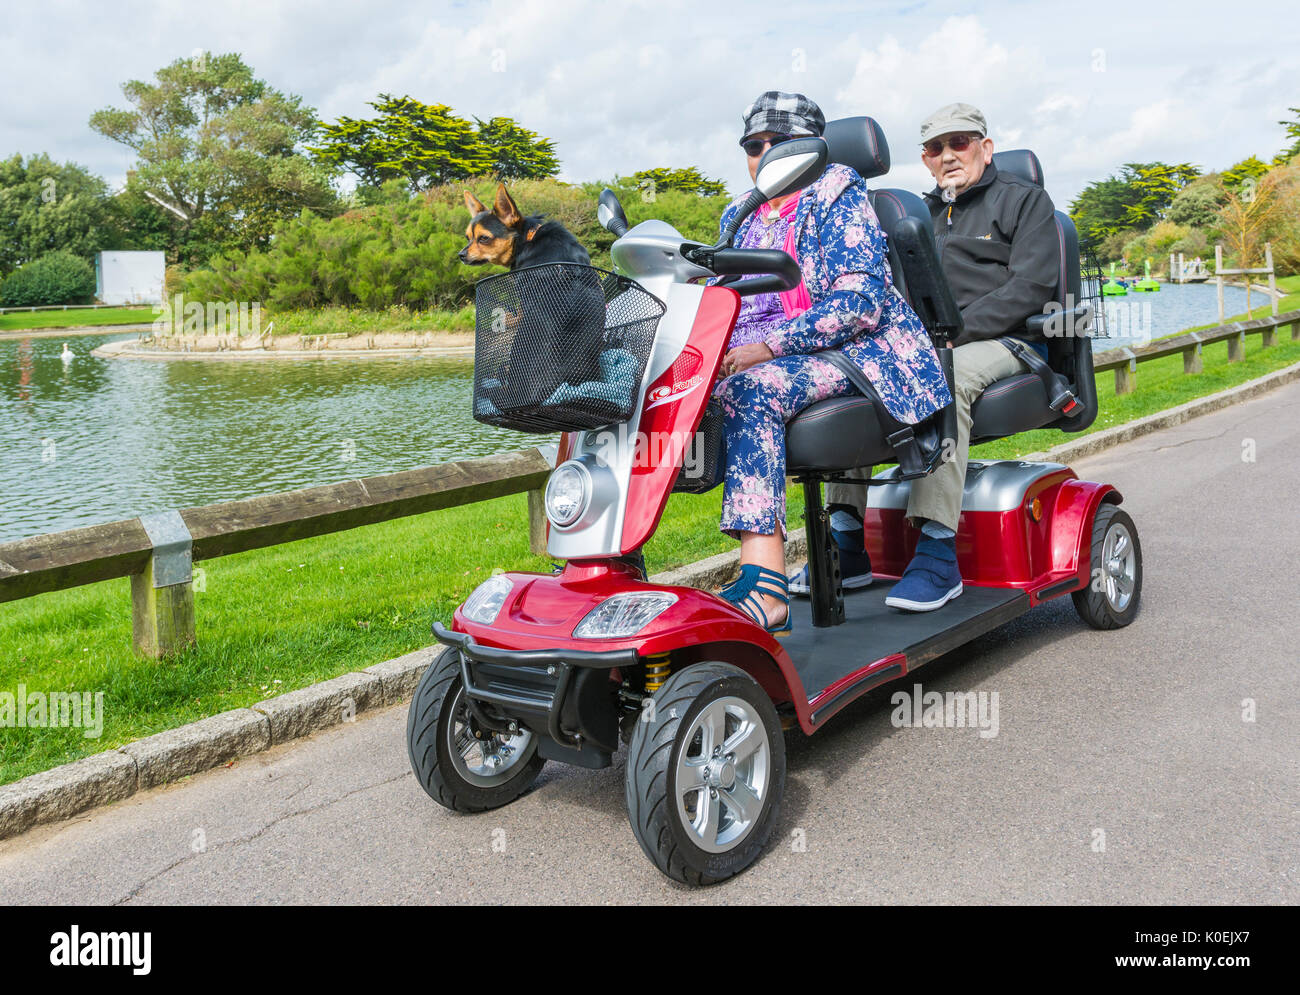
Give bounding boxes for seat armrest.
[1025,303,1091,339]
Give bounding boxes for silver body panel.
[865,460,1069,513]
[546,221,714,560]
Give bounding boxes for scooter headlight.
[462,574,514,624]
[545,461,591,528]
[574,592,678,639]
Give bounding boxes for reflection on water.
[0,280,1269,542]
[0,333,541,542]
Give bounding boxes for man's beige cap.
[920,103,987,142]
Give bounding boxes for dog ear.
[494,182,522,228]
[464,189,488,216]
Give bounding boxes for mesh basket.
[472,263,665,433]
[1081,246,1109,339]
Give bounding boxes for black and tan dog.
[462,182,603,405]
[461,183,590,268]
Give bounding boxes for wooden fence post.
[131,512,196,658]
[1266,243,1278,318]
[1115,352,1137,395]
[1215,244,1224,324]
[528,488,549,556]
[1227,330,1245,362]
[1182,341,1203,375]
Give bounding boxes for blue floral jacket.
[717,163,951,424]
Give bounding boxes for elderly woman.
[713,91,951,635]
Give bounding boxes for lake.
[0,280,1260,543]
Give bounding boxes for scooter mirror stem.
[713,189,765,249]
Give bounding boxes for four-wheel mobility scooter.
[408,117,1142,884]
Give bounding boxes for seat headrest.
[992,150,1044,187]
[823,116,890,180]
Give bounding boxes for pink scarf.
[773,192,812,319]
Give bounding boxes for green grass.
[0,306,157,332]
[1,285,1297,785]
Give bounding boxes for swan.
[61,343,74,362]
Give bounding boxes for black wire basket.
[472,263,665,433]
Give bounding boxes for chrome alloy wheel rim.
[674,696,771,853]
[1101,521,1137,612]
[446,684,534,786]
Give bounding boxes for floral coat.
[715,162,952,423]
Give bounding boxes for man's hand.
[721,343,774,377]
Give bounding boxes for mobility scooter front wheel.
[406,647,546,812]
[625,662,786,885]
[1073,504,1143,630]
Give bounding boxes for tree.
[1167,177,1227,230]
[473,117,561,179]
[1221,156,1271,194]
[1121,161,1200,228]
[1273,107,1300,166]
[311,95,494,191]
[89,52,339,264]
[0,154,117,275]
[0,250,97,307]
[630,167,728,198]
[1218,168,1282,270]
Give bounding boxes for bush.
[0,250,96,307]
[179,176,730,312]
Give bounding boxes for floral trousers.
[713,354,856,539]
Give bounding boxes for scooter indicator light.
[463,574,514,624]
[1028,497,1043,521]
[574,592,678,638]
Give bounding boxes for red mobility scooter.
[408,118,1142,885]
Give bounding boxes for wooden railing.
[0,448,554,657]
[1092,309,1300,395]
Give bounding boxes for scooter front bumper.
[433,621,636,764]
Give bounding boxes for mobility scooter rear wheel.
[407,647,545,812]
[625,662,786,885]
[1073,504,1142,630]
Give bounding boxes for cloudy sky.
[2,0,1295,209]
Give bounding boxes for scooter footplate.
[788,582,1029,716]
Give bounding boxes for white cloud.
[0,0,1295,211]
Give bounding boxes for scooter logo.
[644,374,704,411]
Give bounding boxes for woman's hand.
[721,343,774,377]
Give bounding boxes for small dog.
[461,182,591,269]
[462,183,605,410]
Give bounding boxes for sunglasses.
[741,133,795,157]
[921,133,981,158]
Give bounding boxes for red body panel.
[863,469,1118,604]
[619,287,739,553]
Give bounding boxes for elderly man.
[792,102,1061,612]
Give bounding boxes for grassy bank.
[264,304,476,337]
[0,306,156,332]
[2,288,1297,785]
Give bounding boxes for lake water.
[0,280,1260,543]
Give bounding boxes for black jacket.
[923,161,1060,346]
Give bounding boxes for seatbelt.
[819,350,937,479]
[997,337,1081,416]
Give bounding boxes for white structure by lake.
[95,251,164,305]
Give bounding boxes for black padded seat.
[787,395,894,471]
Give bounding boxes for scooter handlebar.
[683,245,802,296]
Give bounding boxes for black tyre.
[625,662,785,885]
[406,647,545,812]
[1072,504,1142,629]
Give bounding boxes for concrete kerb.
[3,358,1298,842]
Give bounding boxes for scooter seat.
[785,372,1057,472]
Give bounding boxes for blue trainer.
[884,536,963,612]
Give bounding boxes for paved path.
[3,381,1298,904]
